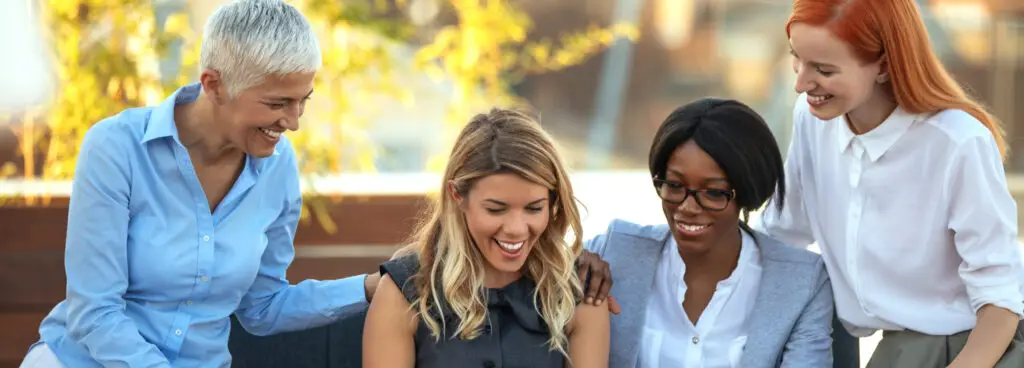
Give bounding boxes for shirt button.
[482,361,495,368]
[203,235,210,242]
[483,325,492,334]
[175,329,182,336]
[201,276,208,282]
[692,336,700,344]
[186,300,193,305]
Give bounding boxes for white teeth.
[497,240,524,251]
[808,94,832,103]
[679,223,707,232]
[259,128,282,138]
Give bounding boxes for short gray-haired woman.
[19,1,380,366]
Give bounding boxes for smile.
[675,221,710,236]
[259,127,282,139]
[496,240,525,252]
[807,94,834,107]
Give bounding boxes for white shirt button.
[203,235,210,242]
[186,300,193,305]
[692,336,700,344]
[175,329,182,336]
[201,276,208,282]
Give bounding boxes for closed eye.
[704,189,732,199]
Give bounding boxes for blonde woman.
[362,108,611,367]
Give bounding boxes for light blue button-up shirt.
[35,83,367,367]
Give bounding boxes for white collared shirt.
[755,94,1024,337]
[638,229,762,368]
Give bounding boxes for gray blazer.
[586,219,833,368]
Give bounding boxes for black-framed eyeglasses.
[652,178,735,211]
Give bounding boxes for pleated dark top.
[379,255,565,368]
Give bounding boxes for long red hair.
[786,0,1008,159]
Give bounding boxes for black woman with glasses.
[585,98,836,367]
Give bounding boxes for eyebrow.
[483,198,548,206]
[667,169,728,184]
[788,47,839,69]
[265,88,314,102]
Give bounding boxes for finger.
[608,295,622,315]
[596,270,613,305]
[586,267,603,305]
[576,256,588,281]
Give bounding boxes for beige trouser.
[866,321,1024,368]
[19,344,66,368]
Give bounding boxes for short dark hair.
[648,97,785,215]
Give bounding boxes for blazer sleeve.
[780,260,834,368]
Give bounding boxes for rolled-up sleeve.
[947,134,1024,317]
[233,145,367,336]
[64,121,172,366]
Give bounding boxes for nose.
[676,193,703,216]
[501,212,530,239]
[793,64,816,94]
[280,104,303,131]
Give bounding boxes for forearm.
[949,304,1019,368]
[236,274,368,336]
[67,300,171,367]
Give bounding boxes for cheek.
[662,202,677,219]
[466,212,500,243]
[526,212,550,237]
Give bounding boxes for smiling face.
[456,173,551,286]
[788,23,885,121]
[205,71,315,157]
[661,140,740,256]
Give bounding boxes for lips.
[806,93,834,107]
[675,220,711,237]
[494,239,526,258]
[259,127,282,139]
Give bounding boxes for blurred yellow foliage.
[4,0,637,231]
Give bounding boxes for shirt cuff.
[317,273,369,319]
[968,283,1024,319]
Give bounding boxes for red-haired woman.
[756,0,1024,367]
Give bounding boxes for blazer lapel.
[605,230,668,368]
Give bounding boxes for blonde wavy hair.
[407,108,584,356]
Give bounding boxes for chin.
[672,232,713,257]
[247,149,276,158]
[807,105,845,121]
[483,241,533,275]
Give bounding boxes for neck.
[679,227,743,282]
[845,89,897,134]
[175,94,243,165]
[483,267,522,289]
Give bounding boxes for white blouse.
[638,230,762,368]
[755,94,1024,337]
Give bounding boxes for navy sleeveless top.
[379,255,566,368]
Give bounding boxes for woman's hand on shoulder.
[566,300,611,368]
[577,250,621,315]
[362,274,417,368]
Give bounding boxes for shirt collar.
[837,106,919,162]
[139,83,281,164]
[141,83,202,145]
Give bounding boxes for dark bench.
[228,305,368,368]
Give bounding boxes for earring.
[877,75,889,83]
